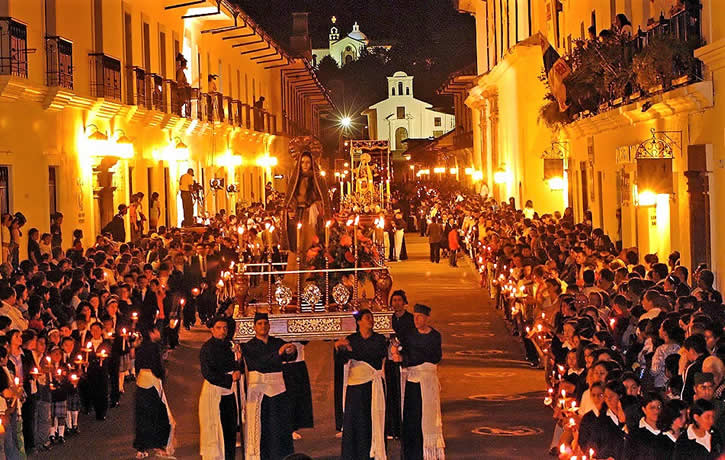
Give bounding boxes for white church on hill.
[312,17,392,68]
[363,71,456,152]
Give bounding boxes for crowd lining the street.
[398,180,724,459]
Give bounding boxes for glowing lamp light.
[340,116,352,128]
[464,167,474,175]
[493,167,510,184]
[449,168,458,174]
[409,165,415,170]
[319,170,326,177]
[548,176,565,191]
[433,167,446,174]
[637,190,657,207]
[86,124,108,143]
[256,155,278,168]
[472,170,484,182]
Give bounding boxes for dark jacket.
[102,214,126,242]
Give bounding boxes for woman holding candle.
[33,335,53,450]
[85,322,111,421]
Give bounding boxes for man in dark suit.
[681,334,709,403]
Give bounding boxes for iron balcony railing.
[45,36,73,89]
[89,53,121,101]
[0,18,28,78]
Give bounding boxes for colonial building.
[0,0,330,255]
[363,71,456,154]
[311,17,392,68]
[457,0,725,285]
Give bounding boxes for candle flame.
[297,222,302,229]
[326,220,332,228]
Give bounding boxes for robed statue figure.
[283,150,330,255]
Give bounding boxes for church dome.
[348,22,367,41]
[392,71,408,77]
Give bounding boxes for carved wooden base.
[233,311,393,341]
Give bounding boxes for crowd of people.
[397,178,725,459]
[0,196,322,459]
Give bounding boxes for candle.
[296,221,302,253]
[30,367,39,375]
[325,220,331,248]
[132,312,138,324]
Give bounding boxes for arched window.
[406,86,410,95]
[398,82,403,95]
[391,87,395,96]
[395,127,408,151]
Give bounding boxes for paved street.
[34,235,551,459]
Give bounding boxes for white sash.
[404,362,446,460]
[137,369,176,455]
[245,371,286,460]
[199,380,225,460]
[343,359,387,460]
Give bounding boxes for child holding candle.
[85,322,111,421]
[48,346,69,444]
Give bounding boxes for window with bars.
[0,19,28,78]
[46,36,73,89]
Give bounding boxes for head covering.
[695,372,715,386]
[254,312,269,323]
[414,304,431,316]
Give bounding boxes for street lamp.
[340,116,352,128]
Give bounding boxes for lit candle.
[192,287,200,297]
[325,220,331,248]
[296,221,302,253]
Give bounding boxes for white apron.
[343,359,387,460]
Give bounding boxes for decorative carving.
[371,269,393,311]
[288,317,342,333]
[236,320,254,336]
[374,314,391,331]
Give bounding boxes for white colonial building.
[364,72,456,152]
[312,18,392,68]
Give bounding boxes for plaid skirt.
[67,391,81,412]
[51,400,67,420]
[120,354,132,373]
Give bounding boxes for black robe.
[401,328,442,460]
[282,342,313,430]
[386,311,415,438]
[339,332,388,460]
[133,339,170,452]
[242,336,297,460]
[200,336,240,460]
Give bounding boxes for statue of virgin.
[282,150,330,255]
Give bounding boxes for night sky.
[235,0,476,105]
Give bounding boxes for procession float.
[218,137,396,341]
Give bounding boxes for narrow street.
[36,235,550,459]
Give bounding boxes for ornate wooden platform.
[233,311,394,342]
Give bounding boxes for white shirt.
[0,301,27,331]
[687,424,712,452]
[639,417,660,435]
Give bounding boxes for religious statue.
[282,138,330,256]
[354,153,374,194]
